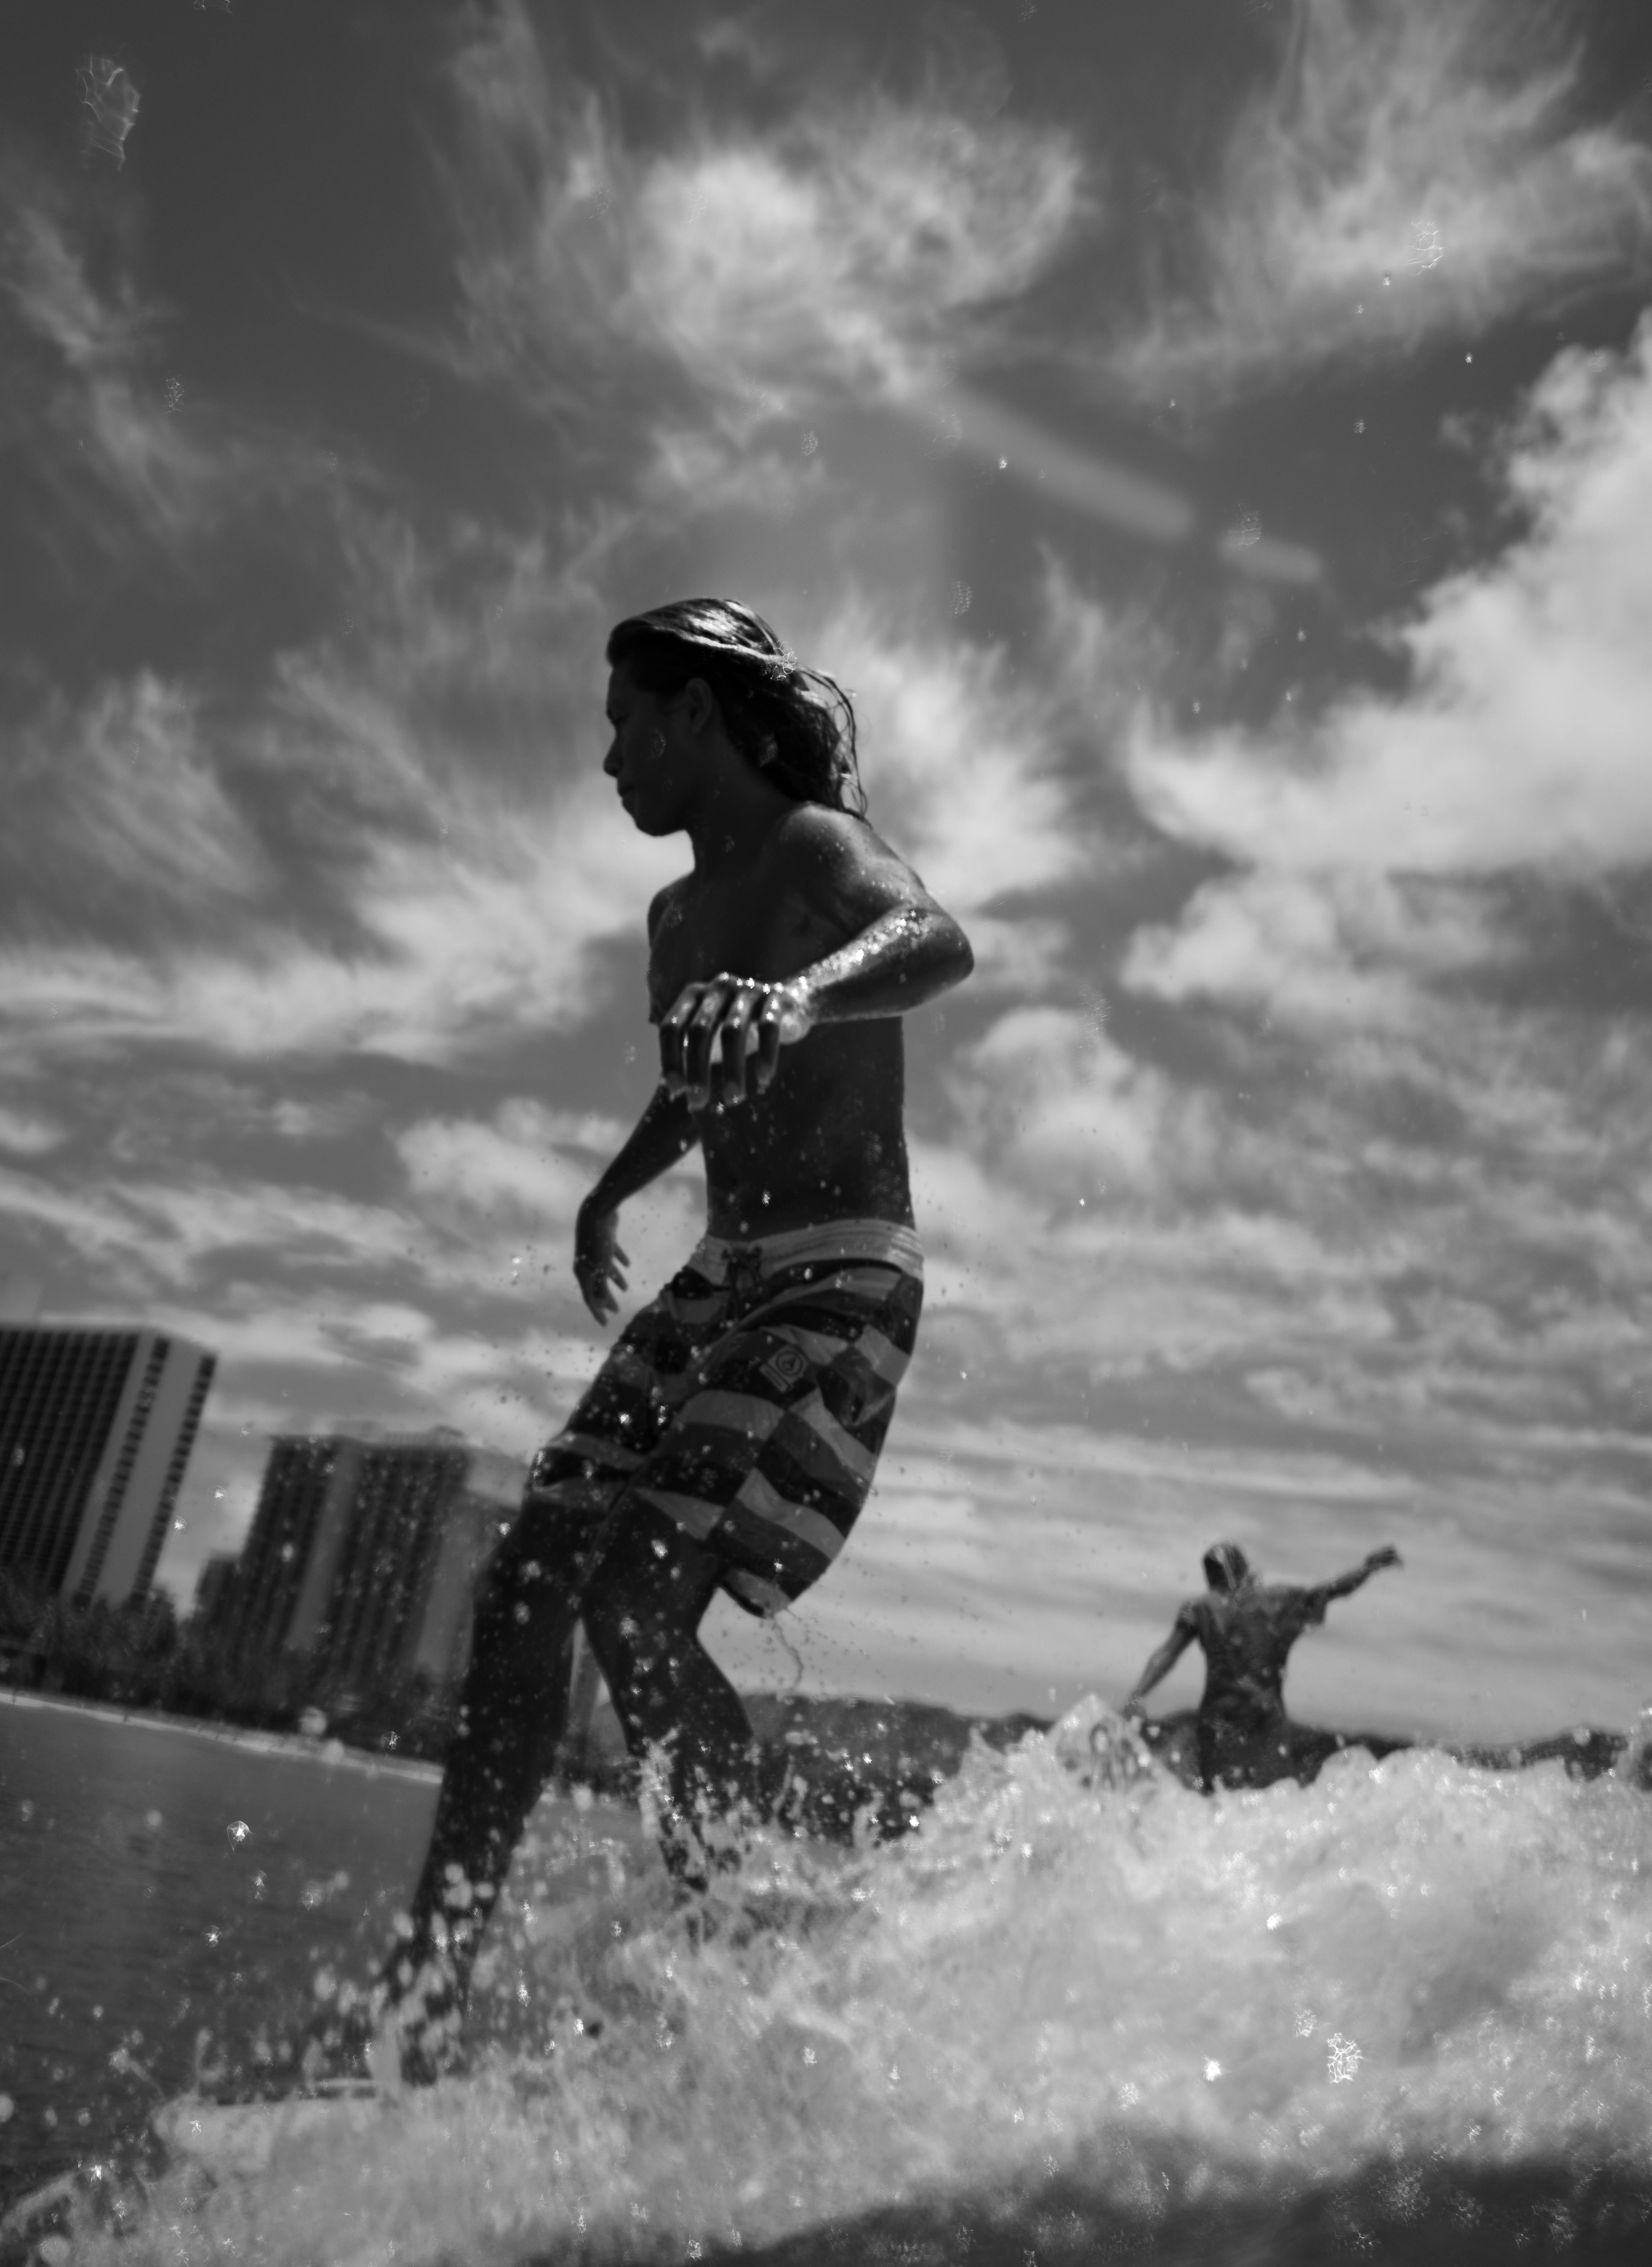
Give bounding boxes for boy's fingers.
[715,1015,746,1103]
[720,990,762,1103]
[685,994,723,1098]
[660,987,701,1089]
[754,1001,784,1089]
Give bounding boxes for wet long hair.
[1203,1541,1253,1594]
[605,597,866,817]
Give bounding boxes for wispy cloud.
[1125,316,1652,996]
[1114,0,1652,401]
[819,599,1103,989]
[440,0,1089,420]
[1,170,273,557]
[0,1106,65,1158]
[7,674,270,920]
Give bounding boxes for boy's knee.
[471,1536,580,1659]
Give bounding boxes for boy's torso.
[647,820,914,1239]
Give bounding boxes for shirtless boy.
[336,598,973,2082]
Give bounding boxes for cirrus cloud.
[1123,314,1652,1037]
[1114,0,1652,401]
[442,0,1090,420]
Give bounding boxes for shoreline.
[0,1685,445,1785]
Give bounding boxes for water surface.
[7,1692,1652,2263]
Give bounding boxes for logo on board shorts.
[760,1344,809,1392]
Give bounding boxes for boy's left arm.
[661,812,974,1107]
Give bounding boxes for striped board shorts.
[526,1219,924,1616]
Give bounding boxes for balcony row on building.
[1,1323,216,1610]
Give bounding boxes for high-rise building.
[0,1326,216,1606]
[409,1446,519,1684]
[191,1550,240,1630]
[216,1428,526,1691]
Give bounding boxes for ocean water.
[0,1696,441,2208]
[9,1695,1652,2265]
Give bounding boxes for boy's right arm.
[574,1085,701,1323]
[1124,1608,1197,1715]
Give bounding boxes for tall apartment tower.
[215,1428,523,1691]
[0,1325,217,1606]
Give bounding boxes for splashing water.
[60,1705,1652,2263]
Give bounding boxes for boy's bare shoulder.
[647,875,692,939]
[767,801,916,883]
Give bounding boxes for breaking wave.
[55,1705,1652,2264]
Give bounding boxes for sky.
[3,0,1652,1740]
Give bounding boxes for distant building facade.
[191,1550,241,1630]
[0,1326,216,1606]
[207,1428,523,1691]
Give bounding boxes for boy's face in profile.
[603,665,700,836]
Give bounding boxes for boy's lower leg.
[311,1518,590,2083]
[582,1507,763,1889]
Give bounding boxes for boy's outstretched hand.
[660,973,816,1110]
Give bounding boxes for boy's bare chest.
[648,876,805,1018]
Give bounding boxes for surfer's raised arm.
[1315,1544,1402,1607]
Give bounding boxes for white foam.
[70,1707,1652,2263]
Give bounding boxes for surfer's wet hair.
[606,597,866,817]
[1203,1541,1252,1593]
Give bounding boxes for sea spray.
[61,1703,1652,2264]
